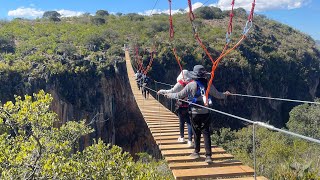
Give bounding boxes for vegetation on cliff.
[0,91,172,179]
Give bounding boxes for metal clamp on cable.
[191,21,197,35]
[242,20,253,35]
[225,32,232,44]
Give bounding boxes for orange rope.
[144,46,156,75]
[172,48,184,79]
[205,35,246,102]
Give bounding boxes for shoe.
[177,137,185,143]
[187,140,194,147]
[205,156,213,164]
[189,152,200,159]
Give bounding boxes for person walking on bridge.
[164,65,230,163]
[158,70,194,147]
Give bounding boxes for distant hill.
[316,40,320,48]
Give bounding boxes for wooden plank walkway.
[125,50,267,180]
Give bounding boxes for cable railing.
[138,83,320,179]
[149,79,320,105]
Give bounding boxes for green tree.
[0,35,15,53]
[0,91,173,179]
[287,102,320,139]
[42,11,61,21]
[91,16,106,25]
[96,10,109,17]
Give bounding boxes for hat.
[189,65,208,79]
[176,70,192,82]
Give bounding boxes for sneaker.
[177,137,185,143]
[205,156,213,164]
[187,140,194,147]
[189,152,200,159]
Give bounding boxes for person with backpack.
[164,65,230,163]
[134,70,142,90]
[142,74,150,99]
[157,70,194,147]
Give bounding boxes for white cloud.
[212,0,309,11]
[139,2,202,16]
[8,7,44,18]
[57,9,84,17]
[140,0,309,16]
[8,7,84,18]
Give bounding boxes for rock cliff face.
[0,61,160,157]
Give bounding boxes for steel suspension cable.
[230,93,320,105]
[149,78,320,105]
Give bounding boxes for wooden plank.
[162,147,226,157]
[153,132,185,136]
[153,135,184,140]
[169,160,243,169]
[151,129,183,133]
[172,165,254,180]
[224,176,268,180]
[159,144,205,150]
[147,121,179,125]
[155,139,201,145]
[148,124,180,128]
[149,126,186,131]
[165,154,234,163]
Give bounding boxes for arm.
[209,85,226,99]
[166,81,197,99]
[158,83,183,94]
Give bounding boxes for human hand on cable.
[157,90,164,95]
[164,93,172,99]
[223,91,231,96]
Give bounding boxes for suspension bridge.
[125,50,268,180]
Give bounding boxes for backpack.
[191,80,212,107]
[174,80,191,113]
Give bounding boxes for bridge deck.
[125,51,267,180]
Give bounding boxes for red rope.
[248,0,256,22]
[172,48,184,79]
[144,46,156,75]
[227,0,235,35]
[205,35,246,102]
[188,0,195,21]
[135,46,145,72]
[168,0,174,39]
[195,34,215,64]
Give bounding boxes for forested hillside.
[0,7,319,179]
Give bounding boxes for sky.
[0,0,319,40]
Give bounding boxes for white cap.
[176,70,192,82]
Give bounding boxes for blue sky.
[0,0,319,40]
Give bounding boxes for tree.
[287,102,320,139]
[195,7,214,19]
[91,16,106,25]
[0,35,15,53]
[96,10,109,17]
[0,91,173,179]
[42,11,61,22]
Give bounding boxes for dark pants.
[177,108,193,141]
[191,113,211,157]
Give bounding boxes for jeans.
[190,113,211,156]
[177,108,193,141]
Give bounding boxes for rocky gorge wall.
[0,60,160,157]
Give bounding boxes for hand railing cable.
[151,79,320,105]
